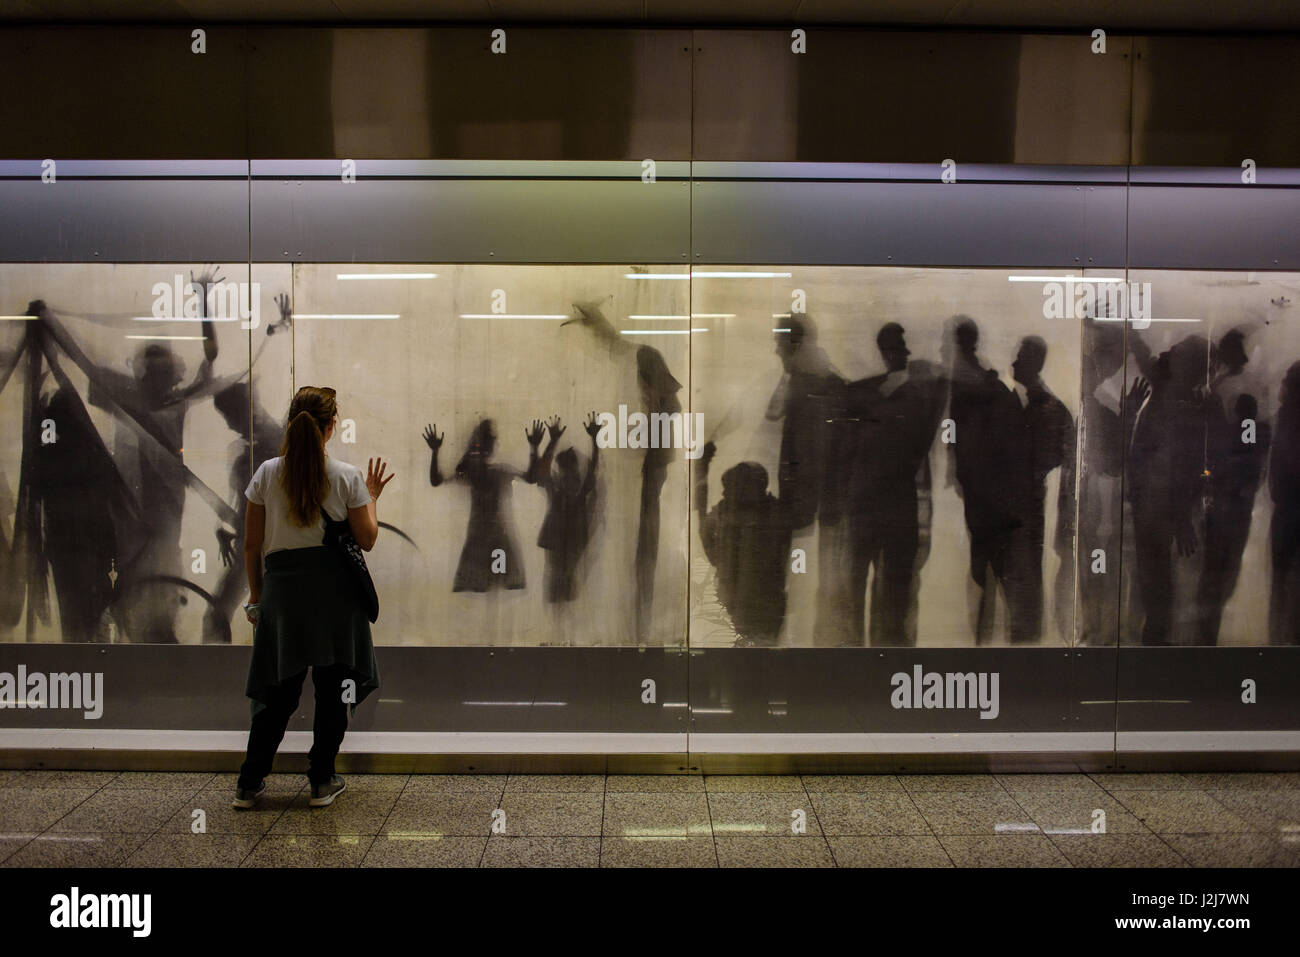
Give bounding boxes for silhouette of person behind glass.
[1269,361,1300,646]
[207,383,285,643]
[525,413,601,603]
[844,323,946,646]
[694,440,792,646]
[1127,335,1209,645]
[986,336,1074,644]
[944,317,1012,642]
[1197,330,1269,644]
[766,315,853,645]
[424,419,525,592]
[34,385,120,643]
[1076,324,1144,645]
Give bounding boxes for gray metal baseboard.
[4,749,1296,774]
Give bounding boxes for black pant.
[237,664,350,790]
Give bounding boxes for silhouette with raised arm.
[525,413,601,603]
[562,300,681,641]
[425,419,525,592]
[1127,335,1210,645]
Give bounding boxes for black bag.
[322,512,379,623]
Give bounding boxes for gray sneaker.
[309,774,346,807]
[232,780,267,810]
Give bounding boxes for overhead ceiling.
[2,0,1299,31]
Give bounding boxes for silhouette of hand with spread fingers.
[584,411,601,439]
[422,424,443,451]
[526,419,545,447]
[1128,376,1151,408]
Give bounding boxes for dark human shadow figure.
[983,336,1075,644]
[943,317,1012,642]
[34,385,119,643]
[765,314,852,646]
[562,300,682,641]
[206,383,285,643]
[1075,322,1143,646]
[1196,330,1269,645]
[1127,335,1210,645]
[843,323,947,647]
[41,272,219,644]
[694,440,792,646]
[425,419,525,592]
[525,413,600,604]
[1269,361,1300,646]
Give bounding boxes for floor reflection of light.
[994,823,1042,833]
[387,833,446,841]
[620,826,711,838]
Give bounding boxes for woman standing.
[233,386,393,809]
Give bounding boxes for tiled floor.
[1,770,1297,867]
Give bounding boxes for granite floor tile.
[209,773,307,794]
[602,792,711,837]
[0,836,34,863]
[707,793,821,837]
[402,775,507,795]
[704,775,806,793]
[49,788,200,834]
[995,774,1105,796]
[1181,772,1300,791]
[939,834,1071,867]
[241,834,372,867]
[0,788,98,832]
[1014,791,1151,835]
[1163,833,1300,868]
[800,775,904,793]
[497,793,605,836]
[1049,833,1187,867]
[600,836,718,867]
[714,836,835,867]
[909,790,1038,835]
[829,835,953,867]
[327,774,410,793]
[269,789,401,836]
[899,774,1003,792]
[382,793,501,837]
[1107,790,1253,834]
[606,775,705,793]
[158,785,295,836]
[503,775,605,794]
[806,792,932,836]
[482,836,600,867]
[0,771,120,789]
[361,835,488,867]
[1089,773,1193,790]
[123,833,259,867]
[1202,790,1300,832]
[105,772,216,791]
[3,832,150,867]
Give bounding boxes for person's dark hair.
[279,385,337,527]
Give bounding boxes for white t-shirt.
[245,455,371,555]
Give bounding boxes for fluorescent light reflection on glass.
[125,335,210,341]
[459,314,568,320]
[293,314,400,320]
[1007,275,1125,283]
[336,273,437,280]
